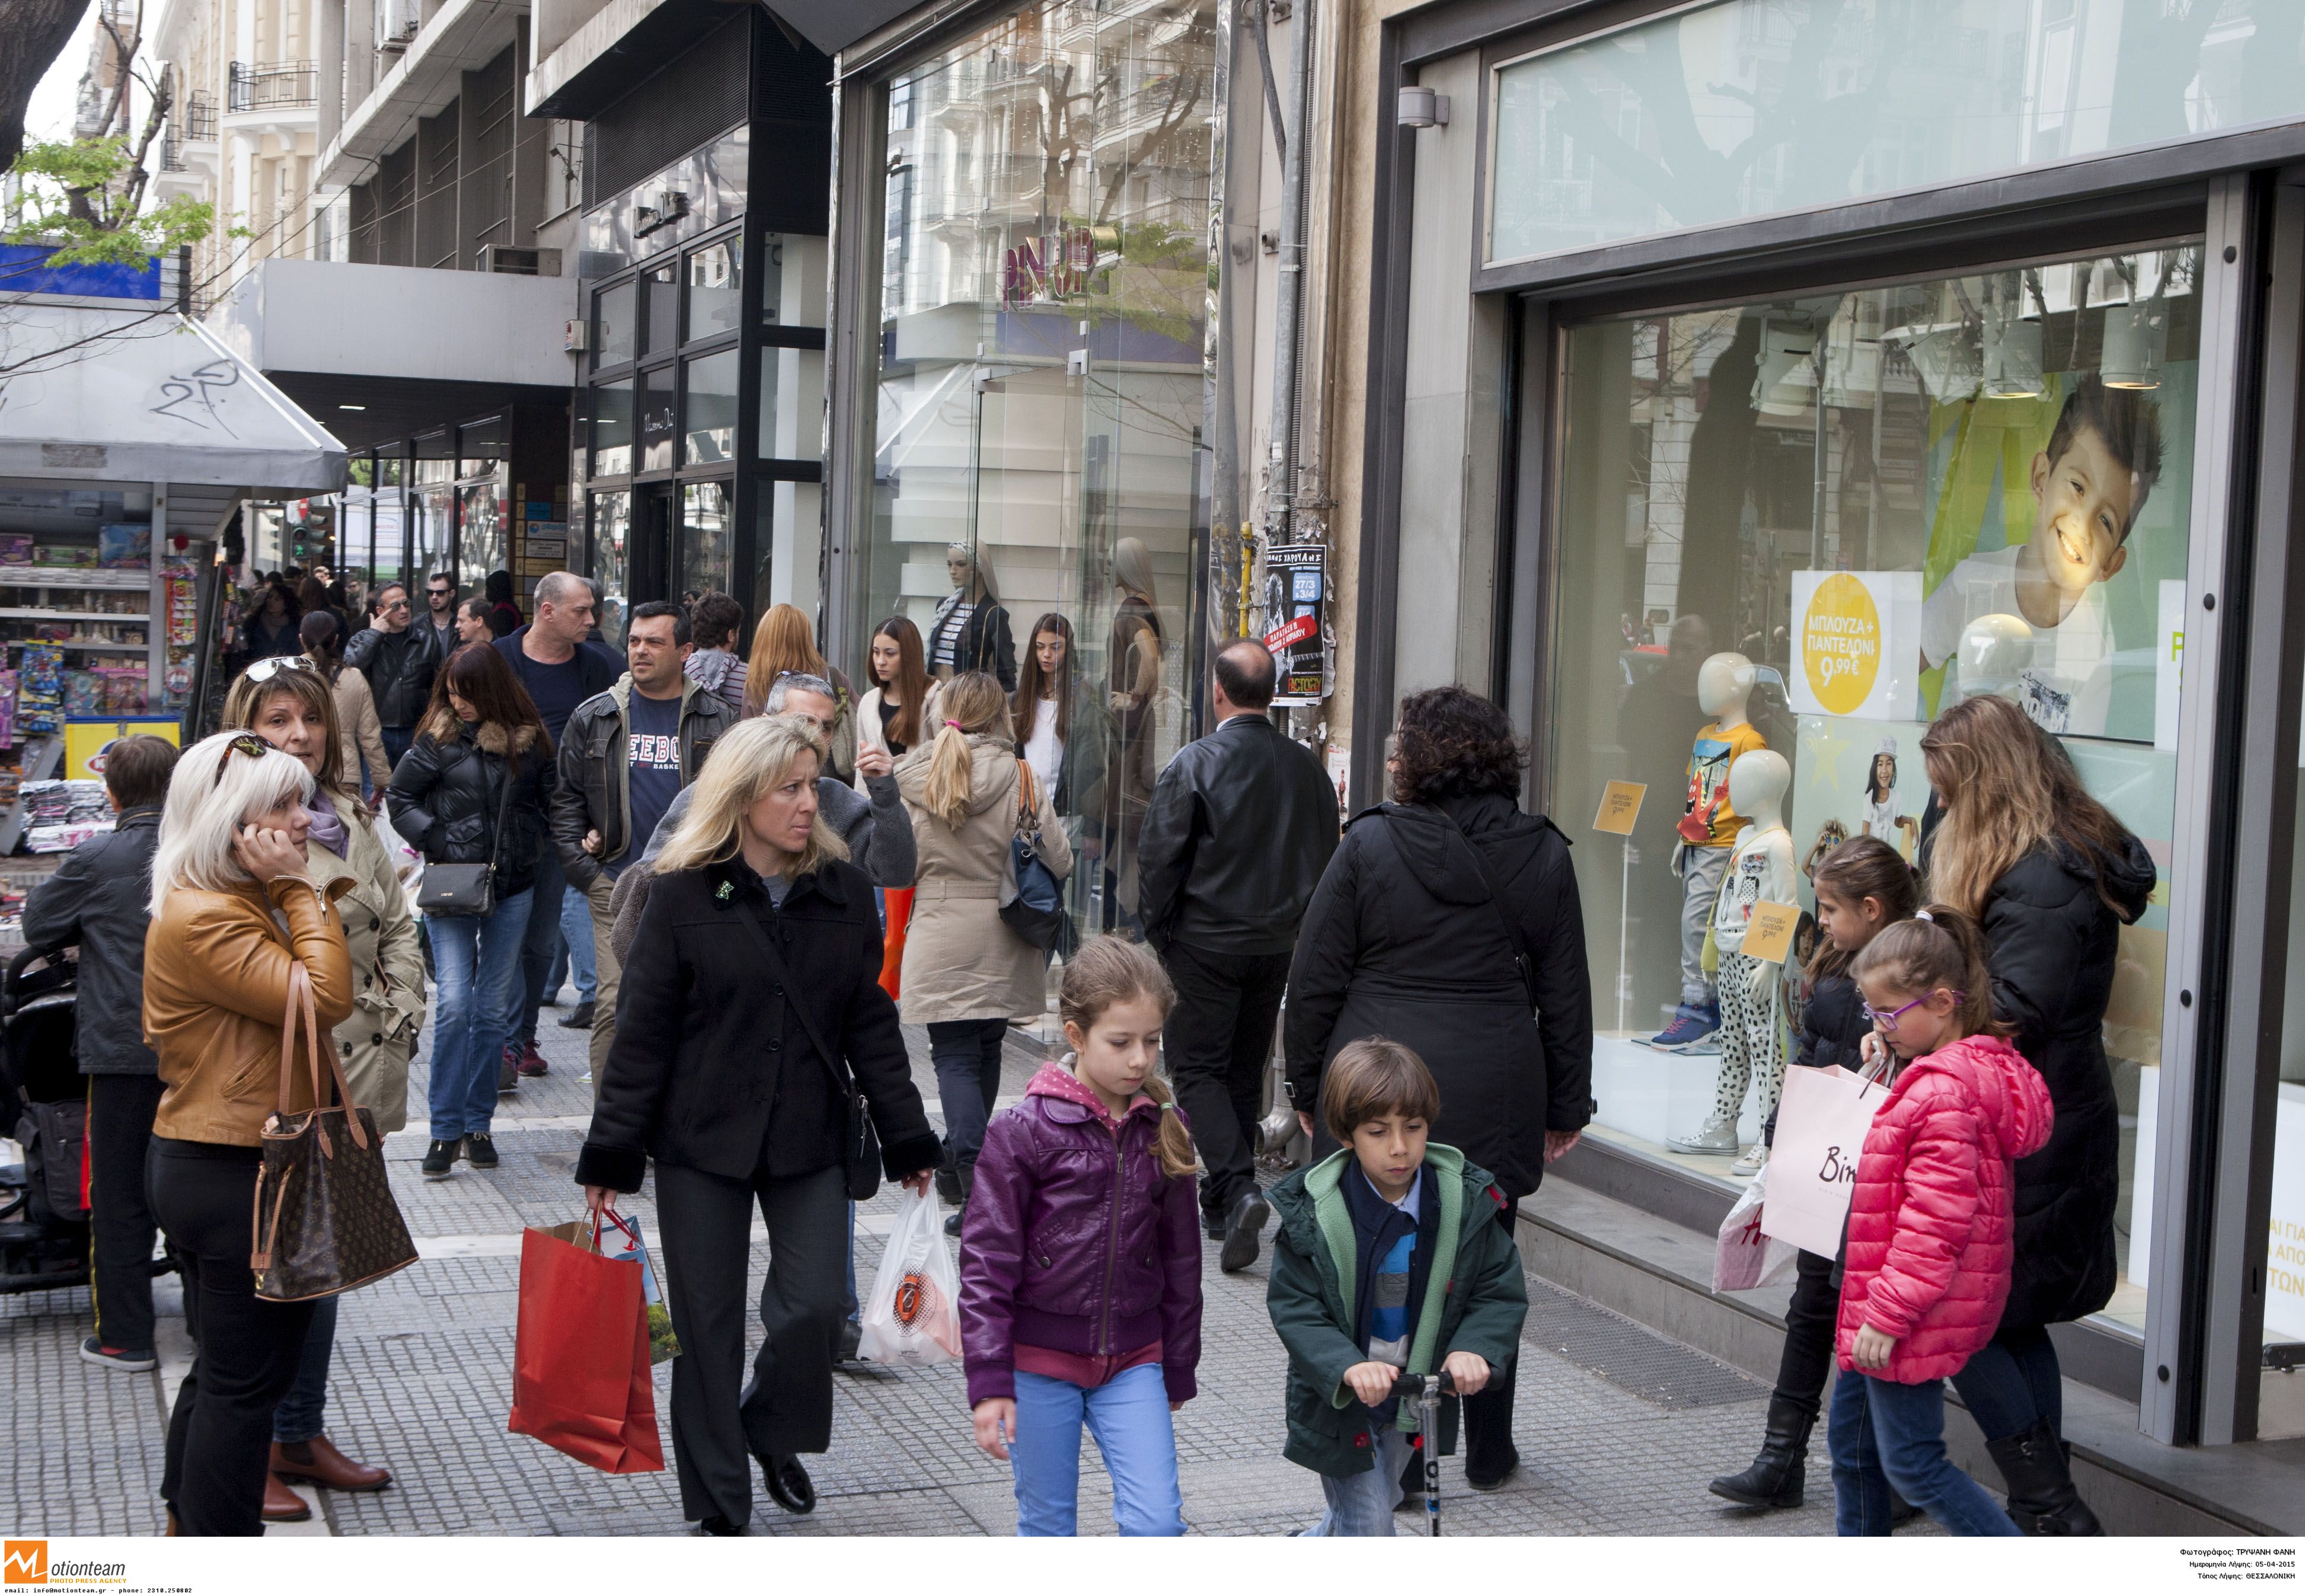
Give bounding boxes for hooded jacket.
[1265,1145,1527,1476]
[384,712,557,899]
[1285,793,1592,1199]
[1982,835,2156,1327]
[1837,1033,2054,1384]
[958,1062,1202,1409]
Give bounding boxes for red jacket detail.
[1837,1033,2054,1384]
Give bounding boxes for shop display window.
[684,350,741,467]
[638,367,676,474]
[590,491,631,647]
[680,481,734,598]
[1549,245,2202,1342]
[594,280,636,371]
[687,239,742,344]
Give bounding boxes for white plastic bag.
[857,1185,963,1366]
[1714,1161,1796,1292]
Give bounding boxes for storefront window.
[643,261,679,359]
[680,481,733,598]
[1550,245,2201,1342]
[374,456,406,586]
[859,0,1218,940]
[594,280,636,371]
[638,367,676,474]
[687,238,741,343]
[591,490,631,648]
[593,380,635,478]
[411,435,456,598]
[684,350,741,466]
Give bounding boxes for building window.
[593,279,636,371]
[592,379,635,477]
[681,480,734,598]
[687,238,742,343]
[684,349,741,466]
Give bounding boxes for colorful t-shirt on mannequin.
[1680,721,1769,847]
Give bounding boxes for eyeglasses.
[1861,991,1964,1032]
[244,654,317,684]
[213,732,271,784]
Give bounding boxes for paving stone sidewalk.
[4,991,1883,1538]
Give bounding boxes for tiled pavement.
[2,989,1885,1538]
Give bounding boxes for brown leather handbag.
[251,960,420,1302]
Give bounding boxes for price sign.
[1592,780,1646,836]
[1741,901,1802,965]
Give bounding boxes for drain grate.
[1520,1278,1770,1410]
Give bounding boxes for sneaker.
[1646,1004,1719,1052]
[79,1336,157,1372]
[1669,1114,1741,1154]
[516,1041,550,1078]
[498,1046,521,1094]
[1731,1141,1770,1177]
[422,1139,458,1179]
[463,1132,499,1170]
[558,1001,596,1030]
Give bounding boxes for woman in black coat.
[578,716,939,1536]
[1915,695,2154,1536]
[1284,685,1592,1490]
[385,641,556,1179]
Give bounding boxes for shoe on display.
[1645,1005,1719,1052]
[462,1132,498,1170]
[421,1139,459,1180]
[558,1001,596,1030]
[78,1336,157,1372]
[1668,1114,1741,1154]
[1730,1142,1770,1177]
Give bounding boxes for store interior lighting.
[1751,320,1818,416]
[2102,300,2167,390]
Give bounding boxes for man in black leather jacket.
[1135,638,1339,1272]
[343,582,443,769]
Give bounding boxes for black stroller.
[1,944,97,1293]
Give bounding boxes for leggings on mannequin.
[1713,950,1784,1125]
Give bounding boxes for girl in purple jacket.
[959,937,1205,1536]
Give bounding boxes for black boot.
[1984,1418,2103,1536]
[1461,1359,1520,1490]
[1709,1393,1815,1509]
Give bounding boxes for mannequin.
[1944,612,2034,707]
[927,544,1016,690]
[1647,652,1766,1051]
[1670,749,1796,1168]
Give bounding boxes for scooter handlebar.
[1387,1370,1457,1399]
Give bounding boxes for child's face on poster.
[2027,423,2135,597]
[1873,754,1895,791]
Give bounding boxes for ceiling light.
[2101,301,2166,391]
[339,404,366,411]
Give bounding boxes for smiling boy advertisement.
[1918,373,2178,740]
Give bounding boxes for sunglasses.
[213,732,272,784]
[244,654,317,684]
[1861,991,1965,1032]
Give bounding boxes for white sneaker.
[1668,1113,1740,1154]
[1731,1141,1769,1177]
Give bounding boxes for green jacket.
[1265,1144,1528,1477]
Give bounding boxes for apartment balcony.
[229,60,318,112]
[181,91,217,141]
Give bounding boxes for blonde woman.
[895,671,1072,1232]
[142,732,355,1537]
[579,715,937,1534]
[742,602,858,782]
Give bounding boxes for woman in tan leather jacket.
[143,730,354,1537]
[222,655,420,1517]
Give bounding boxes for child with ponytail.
[957,937,1201,1536]
[1829,906,2054,1536]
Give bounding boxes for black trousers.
[148,1139,316,1537]
[653,1159,848,1527]
[87,1073,166,1355]
[1460,1203,1521,1473]
[1776,1246,1840,1423]
[1160,941,1291,1223]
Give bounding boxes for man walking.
[421,571,460,657]
[1136,638,1339,1272]
[552,599,737,1087]
[343,581,441,770]
[498,572,621,1078]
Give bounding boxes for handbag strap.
[1422,809,1541,1011]
[480,732,516,874]
[727,893,866,1110]
[273,957,370,1155]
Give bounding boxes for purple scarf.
[307,791,349,858]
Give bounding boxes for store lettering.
[1002,227,1097,309]
[1817,1145,1857,1186]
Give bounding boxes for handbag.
[251,960,420,1301]
[1000,759,1070,955]
[414,740,513,918]
[729,898,884,1202]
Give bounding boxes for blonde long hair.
[743,603,830,717]
[1060,937,1196,1179]
[151,732,315,913]
[920,671,1011,829]
[653,716,850,879]
[1920,694,2138,917]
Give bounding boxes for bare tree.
[0,0,92,175]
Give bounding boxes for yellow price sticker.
[1592,780,1646,837]
[1741,901,1802,965]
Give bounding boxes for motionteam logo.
[4,1542,129,1589]
[3,1543,44,1587]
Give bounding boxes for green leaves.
[5,136,219,268]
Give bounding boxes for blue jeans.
[929,1018,1006,1201]
[272,1295,337,1443]
[1304,1419,1413,1536]
[1830,1371,2021,1536]
[381,725,412,774]
[509,846,566,1046]
[1948,1322,2063,1443]
[547,883,596,1004]
[1010,1364,1184,1536]
[426,887,534,1141]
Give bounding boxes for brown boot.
[270,1436,391,1491]
[261,1474,312,1522]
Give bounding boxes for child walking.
[1712,837,1916,1509]
[1830,908,2054,1536]
[959,937,1202,1536]
[1268,1038,1528,1536]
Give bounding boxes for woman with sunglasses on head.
[221,652,422,1519]
[386,643,556,1180]
[142,731,356,1535]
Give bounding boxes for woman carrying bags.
[221,655,423,1518]
[143,731,356,1536]
[386,643,556,1180]
[895,671,1072,1234]
[578,715,939,1534]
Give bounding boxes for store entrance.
[633,484,675,605]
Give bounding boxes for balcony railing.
[228,61,317,112]
[160,133,184,171]
[182,91,216,140]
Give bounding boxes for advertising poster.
[1264,542,1327,705]
[1788,570,1922,722]
[65,717,183,780]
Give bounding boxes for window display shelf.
[26,641,148,653]
[0,608,151,621]
[0,569,151,590]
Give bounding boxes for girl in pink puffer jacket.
[1830,907,2054,1537]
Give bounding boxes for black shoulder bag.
[729,896,883,1201]
[1426,808,1541,1014]
[416,743,513,918]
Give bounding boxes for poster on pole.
[1265,543,1329,706]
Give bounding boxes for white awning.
[0,299,346,493]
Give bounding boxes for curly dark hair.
[1391,685,1525,806]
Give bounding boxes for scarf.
[307,791,349,857]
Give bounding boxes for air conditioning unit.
[379,0,420,45]
[480,244,560,276]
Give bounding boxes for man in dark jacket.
[1136,638,1340,1272]
[553,599,739,1086]
[342,582,441,769]
[22,735,178,1371]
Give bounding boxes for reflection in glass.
[591,491,631,649]
[457,469,507,596]
[644,263,679,357]
[638,367,676,473]
[687,240,741,343]
[681,481,733,598]
[1549,245,2202,1341]
[593,379,635,477]
[684,349,741,466]
[595,280,636,369]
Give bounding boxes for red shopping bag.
[507,1217,665,1474]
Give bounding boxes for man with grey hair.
[492,572,621,1081]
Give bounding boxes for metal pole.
[1262,0,1311,548]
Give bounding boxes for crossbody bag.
[415,742,513,918]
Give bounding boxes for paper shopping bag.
[507,1218,665,1473]
[1714,1163,1796,1292]
[596,1209,680,1365]
[1761,1064,1891,1258]
[858,1184,963,1365]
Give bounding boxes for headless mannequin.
[1655,652,1764,1046]
[1672,750,1797,1161]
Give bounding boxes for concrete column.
[317,0,344,146]
[344,0,375,107]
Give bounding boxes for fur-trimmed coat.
[384,711,558,898]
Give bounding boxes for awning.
[0,299,346,493]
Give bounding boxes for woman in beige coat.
[895,671,1070,1229]
[222,653,424,1509]
[301,611,392,793]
